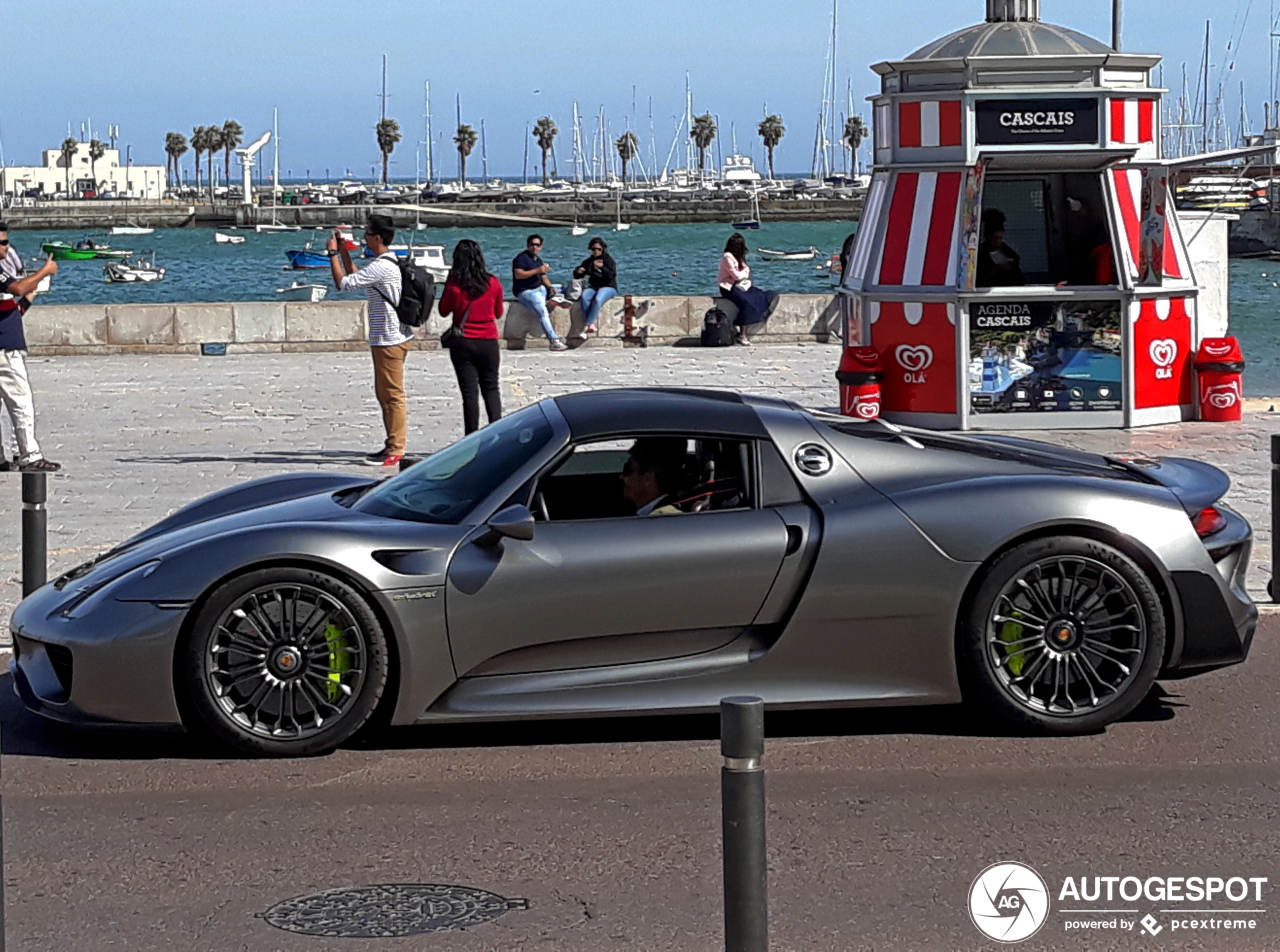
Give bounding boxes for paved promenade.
[0,346,1273,634]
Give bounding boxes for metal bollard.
[1272,436,1280,602]
[0,724,7,951]
[21,472,47,598]
[720,696,768,952]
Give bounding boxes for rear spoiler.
[1107,456,1230,516]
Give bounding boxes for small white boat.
[103,254,166,283]
[407,244,450,282]
[215,232,247,245]
[759,246,821,262]
[256,222,302,233]
[110,225,155,236]
[275,281,329,302]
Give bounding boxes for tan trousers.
[371,343,411,455]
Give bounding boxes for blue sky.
[0,0,1271,179]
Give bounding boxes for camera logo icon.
[968,862,1050,943]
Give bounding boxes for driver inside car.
[621,438,686,516]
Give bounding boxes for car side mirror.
[475,505,536,547]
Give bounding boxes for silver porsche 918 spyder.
[10,389,1256,756]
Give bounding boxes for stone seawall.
[22,293,843,355]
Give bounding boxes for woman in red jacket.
[438,239,506,434]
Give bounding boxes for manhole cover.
[260,884,529,938]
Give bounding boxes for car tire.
[958,536,1166,735]
[183,568,389,757]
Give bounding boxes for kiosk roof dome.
[906,0,1113,61]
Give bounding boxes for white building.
[0,142,167,200]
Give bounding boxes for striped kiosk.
[839,0,1257,430]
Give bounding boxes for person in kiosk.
[976,209,1026,288]
[1066,196,1117,286]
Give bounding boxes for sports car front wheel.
[183,568,389,757]
[959,537,1166,735]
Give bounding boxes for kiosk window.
[979,173,1116,288]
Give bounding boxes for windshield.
[355,405,555,524]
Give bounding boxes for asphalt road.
[0,617,1274,951]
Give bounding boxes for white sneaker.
[549,339,569,351]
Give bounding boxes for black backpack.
[375,253,437,327]
[701,307,736,347]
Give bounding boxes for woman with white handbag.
[717,233,780,345]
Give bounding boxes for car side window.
[533,436,756,522]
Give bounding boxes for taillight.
[1192,506,1227,538]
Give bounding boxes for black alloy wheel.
[959,537,1165,735]
[184,568,389,756]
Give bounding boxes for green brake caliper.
[998,612,1028,677]
[324,622,350,703]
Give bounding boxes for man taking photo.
[0,222,61,473]
[327,214,410,468]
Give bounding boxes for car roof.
[552,389,771,440]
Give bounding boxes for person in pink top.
[717,233,780,345]
[438,239,506,434]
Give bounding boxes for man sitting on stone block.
[512,234,569,352]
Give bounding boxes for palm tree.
[376,118,402,185]
[690,113,718,172]
[757,114,786,181]
[843,116,868,172]
[616,131,639,186]
[88,138,107,193]
[204,125,223,201]
[454,123,478,186]
[221,120,244,186]
[191,125,206,192]
[532,117,558,186]
[60,136,79,195]
[164,132,188,188]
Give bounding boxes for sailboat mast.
[481,119,488,180]
[1202,20,1210,154]
[685,72,694,176]
[829,0,838,179]
[425,81,433,184]
[272,106,279,218]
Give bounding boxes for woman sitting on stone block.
[717,233,781,346]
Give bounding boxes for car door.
[444,440,792,676]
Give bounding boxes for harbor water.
[16,224,1280,396]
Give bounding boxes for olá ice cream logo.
[968,862,1050,943]
[1207,381,1241,410]
[1149,339,1178,380]
[895,344,935,384]
[854,397,881,420]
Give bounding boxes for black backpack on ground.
[375,254,437,327]
[701,307,736,347]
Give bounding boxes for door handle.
[785,525,804,556]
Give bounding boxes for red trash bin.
[1195,337,1245,422]
[837,348,882,420]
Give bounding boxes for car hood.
[53,473,378,593]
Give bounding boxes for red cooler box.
[837,348,882,420]
[1195,338,1245,422]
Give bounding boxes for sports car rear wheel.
[960,537,1165,735]
[184,568,389,757]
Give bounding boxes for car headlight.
[60,561,161,619]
